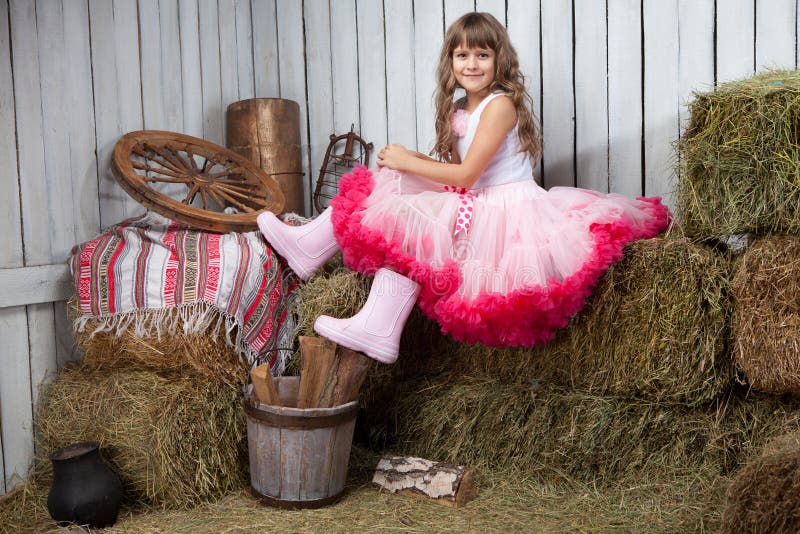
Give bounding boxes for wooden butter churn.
[226,98,304,214]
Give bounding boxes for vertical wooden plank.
[235,0,255,99]
[116,0,145,218]
[507,0,541,183]
[755,0,795,71]
[356,0,387,158]
[90,0,144,227]
[327,417,356,496]
[717,0,754,83]
[541,0,574,188]
[384,0,417,149]
[0,0,21,494]
[7,1,46,493]
[445,0,474,29]
[63,0,100,244]
[0,0,22,270]
[299,428,333,500]
[303,0,333,213]
[607,0,641,196]
[574,0,608,192]
[27,302,58,418]
[475,0,505,24]
[55,301,81,369]
[643,0,679,204]
[139,0,183,202]
[677,0,714,132]
[247,417,281,497]
[160,0,184,133]
[280,429,303,500]
[0,306,31,493]
[13,0,47,263]
[199,0,224,144]
[219,0,240,127]
[413,0,444,154]
[180,0,204,138]
[277,0,311,214]
[140,0,166,130]
[32,0,66,416]
[252,0,280,97]
[330,0,360,144]
[36,0,74,260]
[159,0,185,198]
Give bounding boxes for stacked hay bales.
[678,70,800,529]
[23,301,253,510]
[35,366,246,508]
[295,233,749,481]
[732,236,800,394]
[297,236,733,408]
[678,70,800,237]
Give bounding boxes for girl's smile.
[452,44,496,100]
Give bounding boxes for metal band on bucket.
[249,486,346,509]
[243,399,358,430]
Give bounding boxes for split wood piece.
[250,363,281,406]
[372,456,477,508]
[297,336,339,409]
[330,347,372,406]
[314,344,373,408]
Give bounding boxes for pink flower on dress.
[451,109,470,137]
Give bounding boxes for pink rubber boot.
[314,268,420,364]
[256,207,338,280]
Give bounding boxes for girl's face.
[452,43,496,98]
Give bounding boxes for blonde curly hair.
[432,12,541,163]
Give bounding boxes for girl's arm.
[377,96,516,189]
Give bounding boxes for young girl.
[258,12,670,364]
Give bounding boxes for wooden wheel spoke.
[146,176,193,184]
[211,185,255,213]
[216,183,267,206]
[202,157,214,173]
[157,145,191,172]
[212,179,259,192]
[182,183,201,204]
[132,161,189,181]
[198,188,210,209]
[134,145,185,174]
[185,147,199,170]
[208,168,245,179]
[206,188,227,210]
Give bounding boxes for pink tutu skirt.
[330,166,670,348]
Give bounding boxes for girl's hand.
[376,144,411,170]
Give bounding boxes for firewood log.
[372,455,477,507]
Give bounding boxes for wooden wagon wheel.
[111,130,285,233]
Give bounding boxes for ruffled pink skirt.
[330,166,670,348]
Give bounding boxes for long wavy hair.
[432,12,541,163]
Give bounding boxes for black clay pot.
[47,441,123,528]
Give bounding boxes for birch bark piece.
[372,455,477,507]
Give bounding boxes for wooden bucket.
[226,98,305,215]
[244,377,358,508]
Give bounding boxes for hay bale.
[732,236,800,394]
[299,236,733,406]
[527,235,733,406]
[721,432,800,534]
[677,69,800,237]
[69,300,249,386]
[363,376,800,481]
[36,365,246,508]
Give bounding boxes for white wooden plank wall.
[2,0,800,495]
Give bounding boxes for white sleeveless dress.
[329,92,670,347]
